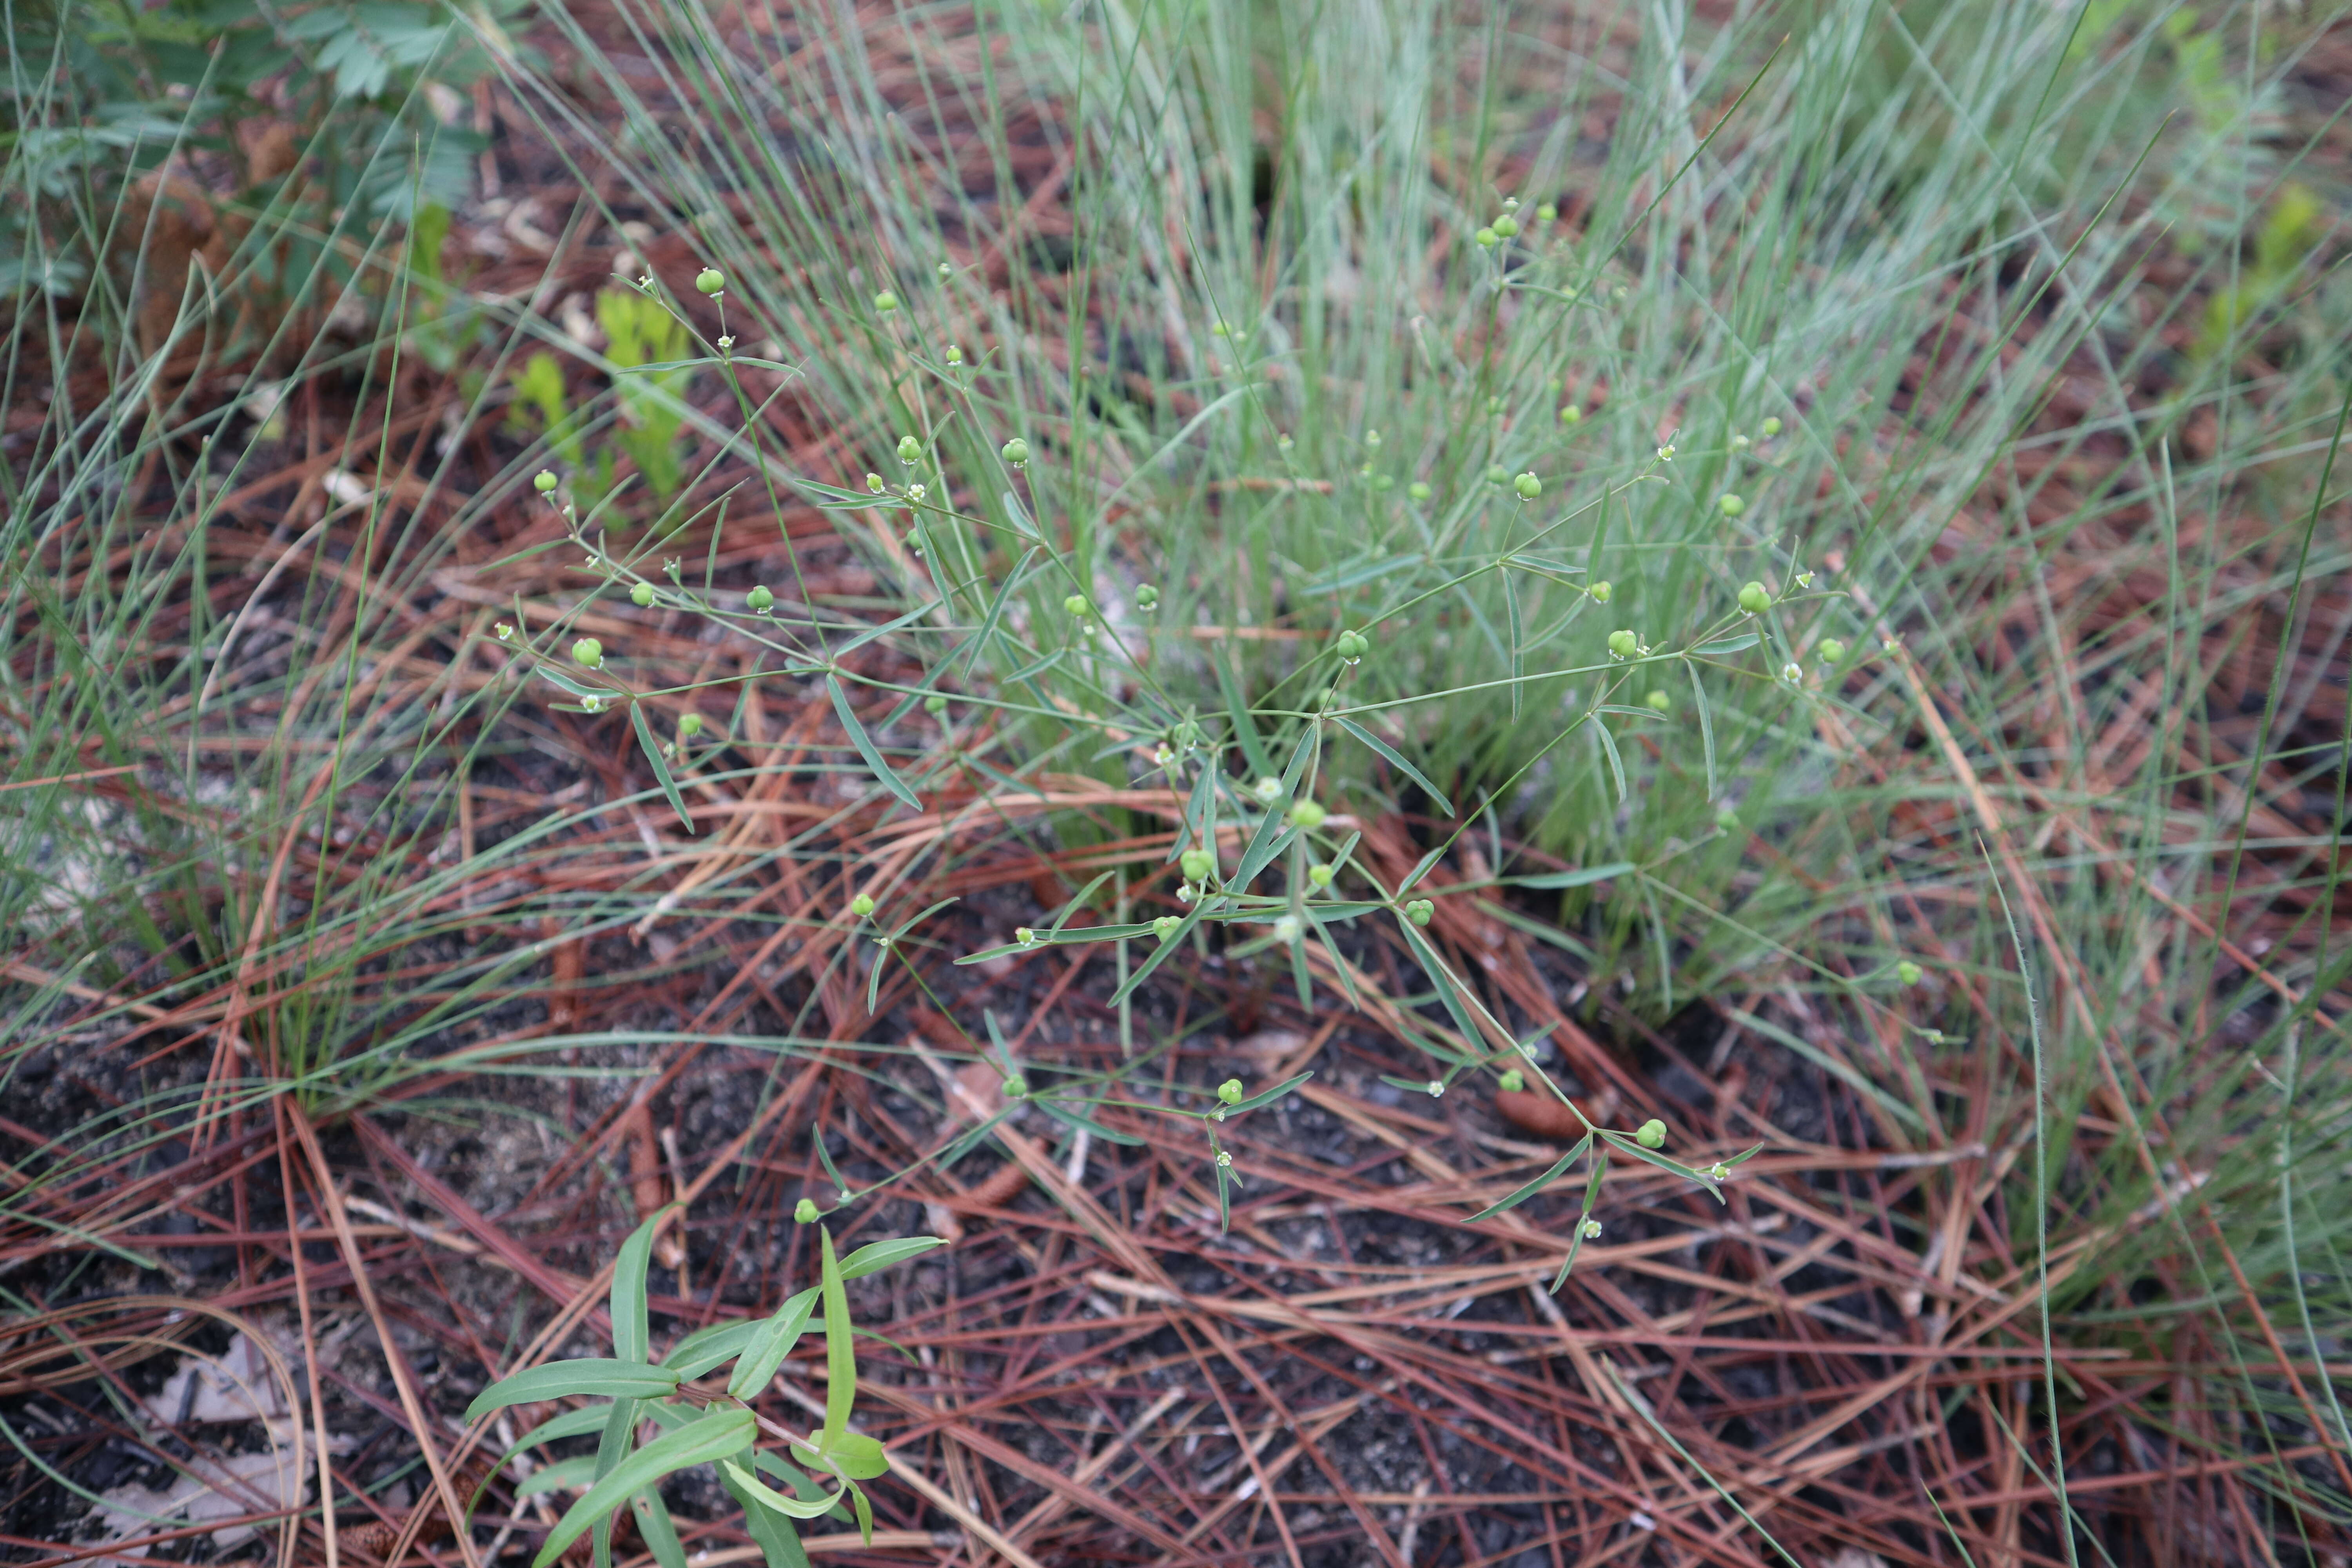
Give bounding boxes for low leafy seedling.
[465,1209,944,1567]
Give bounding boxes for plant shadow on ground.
[7,1,2352,1566]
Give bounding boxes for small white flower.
[1782,661,1804,685]
[1215,1150,1232,1168]
[1581,1219,1602,1239]
[1253,776,1282,803]
[1656,443,1675,462]
[1426,1080,1445,1098]
[1272,914,1303,944]
[582,695,603,713]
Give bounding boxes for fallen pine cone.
[968,1161,1031,1208]
[341,1451,639,1566]
[1494,1089,1583,1142]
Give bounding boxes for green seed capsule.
[534,469,559,493]
[945,343,962,363]
[1003,1074,1028,1098]
[1818,638,1848,665]
[1218,1078,1245,1105]
[794,1197,819,1223]
[1289,800,1326,831]
[1738,581,1771,615]
[1636,1118,1666,1149]
[678,713,704,737]
[1536,203,1557,222]
[1136,584,1160,609]
[1514,471,1542,500]
[1154,915,1180,941]
[925,694,949,715]
[1607,630,1638,659]
[1405,898,1434,927]
[1307,862,1334,887]
[897,434,922,464]
[1181,848,1214,882]
[1487,465,1509,487]
[1001,437,1030,467]
[1646,690,1671,713]
[1760,417,1782,437]
[1064,593,1089,617]
[572,637,603,668]
[1474,227,1499,249]
[748,584,774,613]
[850,893,875,918]
[1408,481,1432,501]
[1492,215,1519,238]
[1719,493,1744,516]
[1559,405,1581,425]
[1896,960,1923,986]
[1497,1068,1526,1093]
[874,290,899,312]
[1588,580,1612,603]
[631,582,655,607]
[695,268,725,295]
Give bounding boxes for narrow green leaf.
[1399,924,1485,1052]
[827,674,920,809]
[464,1361,679,1423]
[962,547,1039,675]
[1593,719,1628,805]
[1469,1134,1592,1222]
[837,1236,951,1280]
[1333,715,1455,818]
[1212,646,1275,781]
[535,1409,756,1568]
[724,1460,841,1522]
[1035,1095,1149,1145]
[811,1131,850,1200]
[1109,895,1210,1005]
[1515,861,1634,890]
[613,1204,679,1363]
[1686,660,1718,800]
[1225,1072,1313,1116]
[1726,1008,1928,1133]
[1693,633,1761,655]
[1396,845,1446,896]
[1596,1130,1728,1200]
[1504,573,1524,724]
[629,701,694,832]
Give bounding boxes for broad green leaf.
[811,1429,890,1481]
[488,1406,613,1512]
[613,1204,681,1363]
[1469,1134,1592,1221]
[534,1407,756,1568]
[1333,715,1455,818]
[838,1236,951,1280]
[629,701,693,832]
[1515,862,1634,890]
[827,674,920,809]
[728,1287,819,1399]
[464,1361,679,1423]
[663,1321,757,1379]
[515,1455,602,1496]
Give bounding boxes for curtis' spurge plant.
[464,1209,944,1568]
